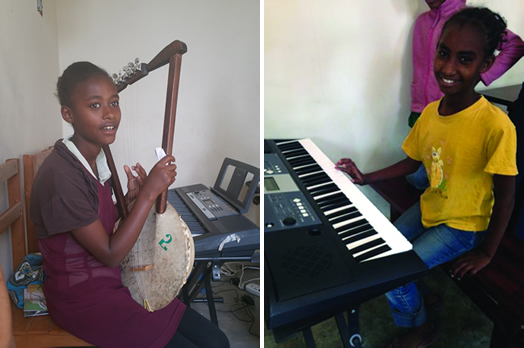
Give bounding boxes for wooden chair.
[0,158,21,348]
[5,148,93,348]
[370,177,524,347]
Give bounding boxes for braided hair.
[56,62,112,107]
[442,7,507,60]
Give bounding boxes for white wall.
[56,0,260,192]
[0,0,61,278]
[265,0,524,176]
[0,0,260,279]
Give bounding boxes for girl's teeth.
[443,78,455,84]
[104,126,115,130]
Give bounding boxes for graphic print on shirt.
[430,146,447,191]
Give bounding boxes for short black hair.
[442,7,507,60]
[56,62,112,107]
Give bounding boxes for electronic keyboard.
[264,138,427,330]
[167,158,260,259]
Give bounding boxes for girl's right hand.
[142,155,177,199]
[335,158,366,185]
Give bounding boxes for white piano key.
[352,243,388,259]
[332,215,367,230]
[297,138,413,260]
[338,225,375,241]
[324,204,357,217]
[345,234,382,251]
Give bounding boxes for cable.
[207,285,259,337]
[219,262,260,290]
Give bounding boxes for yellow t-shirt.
[403,96,518,231]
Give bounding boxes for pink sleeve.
[481,29,524,86]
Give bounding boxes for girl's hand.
[124,163,147,204]
[142,155,178,199]
[450,249,491,280]
[335,158,366,185]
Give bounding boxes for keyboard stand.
[271,307,362,348]
[181,260,220,324]
[181,254,258,326]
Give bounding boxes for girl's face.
[434,23,493,100]
[425,0,446,10]
[62,75,121,152]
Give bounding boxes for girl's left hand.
[335,158,366,185]
[124,163,147,204]
[450,249,491,280]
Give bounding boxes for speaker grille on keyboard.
[280,246,333,277]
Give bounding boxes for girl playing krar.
[30,62,229,348]
[337,7,517,348]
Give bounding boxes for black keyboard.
[264,139,427,329]
[167,185,259,258]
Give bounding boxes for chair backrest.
[508,82,524,240]
[0,159,24,272]
[22,147,53,256]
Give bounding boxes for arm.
[0,265,16,348]
[335,156,421,185]
[71,155,177,267]
[451,174,516,279]
[481,29,524,86]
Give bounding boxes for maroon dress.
[32,141,186,348]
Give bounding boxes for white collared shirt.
[63,136,112,185]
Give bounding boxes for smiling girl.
[30,62,229,347]
[337,8,517,347]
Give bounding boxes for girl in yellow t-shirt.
[337,7,517,348]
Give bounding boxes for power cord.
[220,262,260,290]
[212,288,259,337]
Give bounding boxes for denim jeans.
[406,164,430,190]
[385,202,486,327]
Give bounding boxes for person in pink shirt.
[410,0,524,127]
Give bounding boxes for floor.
[263,267,493,347]
[190,261,260,348]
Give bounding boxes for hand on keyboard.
[335,158,366,185]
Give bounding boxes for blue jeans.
[385,202,486,327]
[406,164,429,190]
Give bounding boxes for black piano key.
[329,209,361,225]
[277,141,303,151]
[342,230,377,246]
[308,183,339,196]
[294,164,323,176]
[348,237,385,255]
[300,172,331,186]
[284,149,309,158]
[338,224,375,241]
[288,156,316,168]
[315,192,345,205]
[354,244,392,263]
[286,155,311,166]
[318,198,352,212]
[335,219,368,234]
[326,206,358,219]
